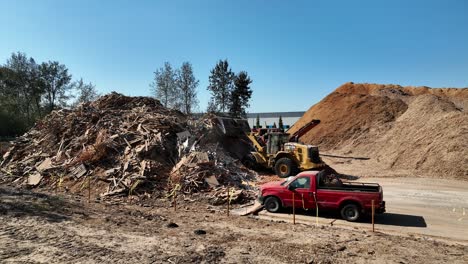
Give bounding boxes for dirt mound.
[290,83,468,179]
[0,93,257,199]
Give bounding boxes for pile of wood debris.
[0,93,257,201]
[170,148,257,204]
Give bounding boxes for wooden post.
[88,176,91,203]
[292,192,295,225]
[371,200,375,232]
[227,187,230,217]
[313,192,319,226]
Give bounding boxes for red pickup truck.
[259,171,385,221]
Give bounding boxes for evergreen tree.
[273,122,277,128]
[176,62,199,114]
[256,114,260,128]
[278,115,284,130]
[207,59,234,113]
[229,71,252,117]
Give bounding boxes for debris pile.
[1,92,185,195]
[0,93,258,200]
[0,142,10,157]
[170,147,257,204]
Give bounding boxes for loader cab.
[266,132,290,155]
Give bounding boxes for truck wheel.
[340,204,360,222]
[264,197,281,213]
[275,157,296,178]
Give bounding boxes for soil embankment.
[290,83,468,180]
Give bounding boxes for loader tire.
[242,154,258,170]
[275,157,297,178]
[264,197,281,213]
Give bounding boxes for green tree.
[39,61,72,111]
[1,52,44,130]
[73,78,99,107]
[0,52,96,137]
[207,59,234,113]
[151,62,177,108]
[229,71,252,118]
[273,122,277,128]
[256,114,260,128]
[176,62,199,114]
[278,115,284,130]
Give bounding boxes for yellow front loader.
[216,117,326,177]
[244,125,325,177]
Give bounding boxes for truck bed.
[318,182,381,192]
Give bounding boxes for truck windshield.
[280,176,295,186]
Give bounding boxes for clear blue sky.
[1,0,467,112]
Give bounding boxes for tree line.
[1,53,253,138]
[255,115,285,129]
[0,52,99,137]
[151,59,252,118]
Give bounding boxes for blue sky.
[1,0,467,112]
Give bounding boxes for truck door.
[287,176,315,209]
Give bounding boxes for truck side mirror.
[287,185,296,191]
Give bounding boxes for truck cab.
[259,171,385,221]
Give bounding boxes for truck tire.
[275,157,297,178]
[340,204,360,222]
[264,197,281,213]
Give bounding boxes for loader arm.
[246,133,266,153]
[289,119,320,142]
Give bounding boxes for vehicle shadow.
[373,212,427,228]
[0,186,85,223]
[282,208,427,228]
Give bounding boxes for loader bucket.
[215,117,251,136]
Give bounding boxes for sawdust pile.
[0,93,257,199]
[290,83,468,179]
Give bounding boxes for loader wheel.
[340,204,360,222]
[264,197,281,213]
[242,154,258,169]
[275,157,296,178]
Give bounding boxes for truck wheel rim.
[267,201,278,211]
[279,165,288,174]
[345,208,356,218]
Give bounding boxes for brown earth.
[290,83,468,180]
[1,185,467,264]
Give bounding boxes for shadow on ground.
[0,187,84,222]
[279,208,427,228]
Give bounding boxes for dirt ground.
[1,184,467,264]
